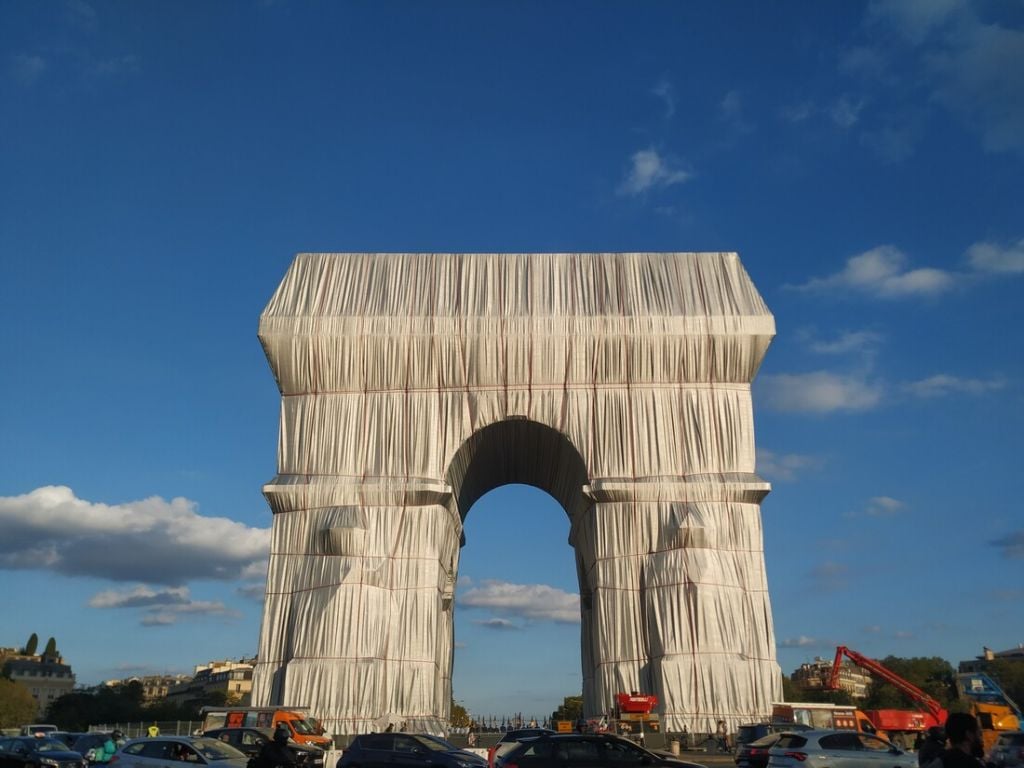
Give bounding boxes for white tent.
[252,253,782,735]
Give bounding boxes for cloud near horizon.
[903,374,1006,398]
[0,485,270,585]
[756,450,823,482]
[459,579,580,624]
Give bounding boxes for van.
[20,724,59,736]
[200,707,331,748]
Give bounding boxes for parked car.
[488,730,556,768]
[0,736,89,768]
[203,728,324,768]
[735,734,784,768]
[111,737,248,768]
[337,733,487,768]
[44,735,81,749]
[988,731,1024,768]
[496,733,706,768]
[767,730,914,768]
[735,724,812,750]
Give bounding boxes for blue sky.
[1,0,1022,723]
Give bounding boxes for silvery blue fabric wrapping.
[252,253,783,736]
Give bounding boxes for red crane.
[828,645,947,722]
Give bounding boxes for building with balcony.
[165,659,254,708]
[792,657,872,700]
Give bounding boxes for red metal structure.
[828,646,948,723]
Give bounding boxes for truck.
[771,702,880,736]
[827,646,1022,752]
[955,672,1021,754]
[827,645,947,748]
[200,707,332,748]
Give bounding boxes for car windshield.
[290,719,316,735]
[28,739,70,752]
[410,736,451,753]
[192,739,246,760]
[418,735,458,751]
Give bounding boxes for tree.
[450,699,470,729]
[0,679,37,728]
[551,695,583,724]
[43,637,58,658]
[860,656,955,710]
[23,633,38,656]
[986,661,1024,708]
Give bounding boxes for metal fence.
[88,722,203,738]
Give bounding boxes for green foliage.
[783,673,853,704]
[46,683,202,730]
[24,633,38,656]
[551,695,583,724]
[860,657,956,710]
[986,661,1024,708]
[0,679,38,728]
[43,637,58,658]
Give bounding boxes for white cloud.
[990,531,1024,560]
[810,561,849,591]
[894,630,915,639]
[967,239,1024,274]
[0,485,270,585]
[864,625,882,633]
[780,101,815,123]
[807,330,883,355]
[831,94,867,128]
[8,54,47,87]
[904,374,1006,398]
[652,78,675,119]
[779,635,820,648]
[839,46,889,79]
[459,580,580,624]
[89,584,236,626]
[618,149,691,196]
[865,496,905,517]
[473,618,520,631]
[790,245,955,298]
[236,583,266,601]
[719,90,754,134]
[868,0,963,44]
[89,585,190,608]
[756,450,822,482]
[758,372,884,413]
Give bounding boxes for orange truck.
[771,703,880,736]
[200,706,332,748]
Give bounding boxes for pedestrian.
[932,713,984,768]
[680,724,689,750]
[716,720,729,752]
[95,731,123,764]
[254,727,296,768]
[467,730,477,747]
[148,723,160,738]
[918,726,945,767]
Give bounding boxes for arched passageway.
[252,252,782,735]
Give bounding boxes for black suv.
[337,733,486,768]
[497,733,705,768]
[204,728,324,768]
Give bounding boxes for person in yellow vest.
[148,723,160,738]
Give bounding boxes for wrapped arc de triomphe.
[251,252,782,736]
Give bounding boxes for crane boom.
[828,646,946,721]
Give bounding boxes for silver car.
[112,737,249,768]
[767,730,915,768]
[988,732,1024,768]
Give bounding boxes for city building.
[959,645,1024,673]
[101,674,192,701]
[792,657,872,699]
[2,651,76,717]
[165,659,255,708]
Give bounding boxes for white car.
[767,730,915,768]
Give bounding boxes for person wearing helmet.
[918,726,946,767]
[253,726,297,768]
